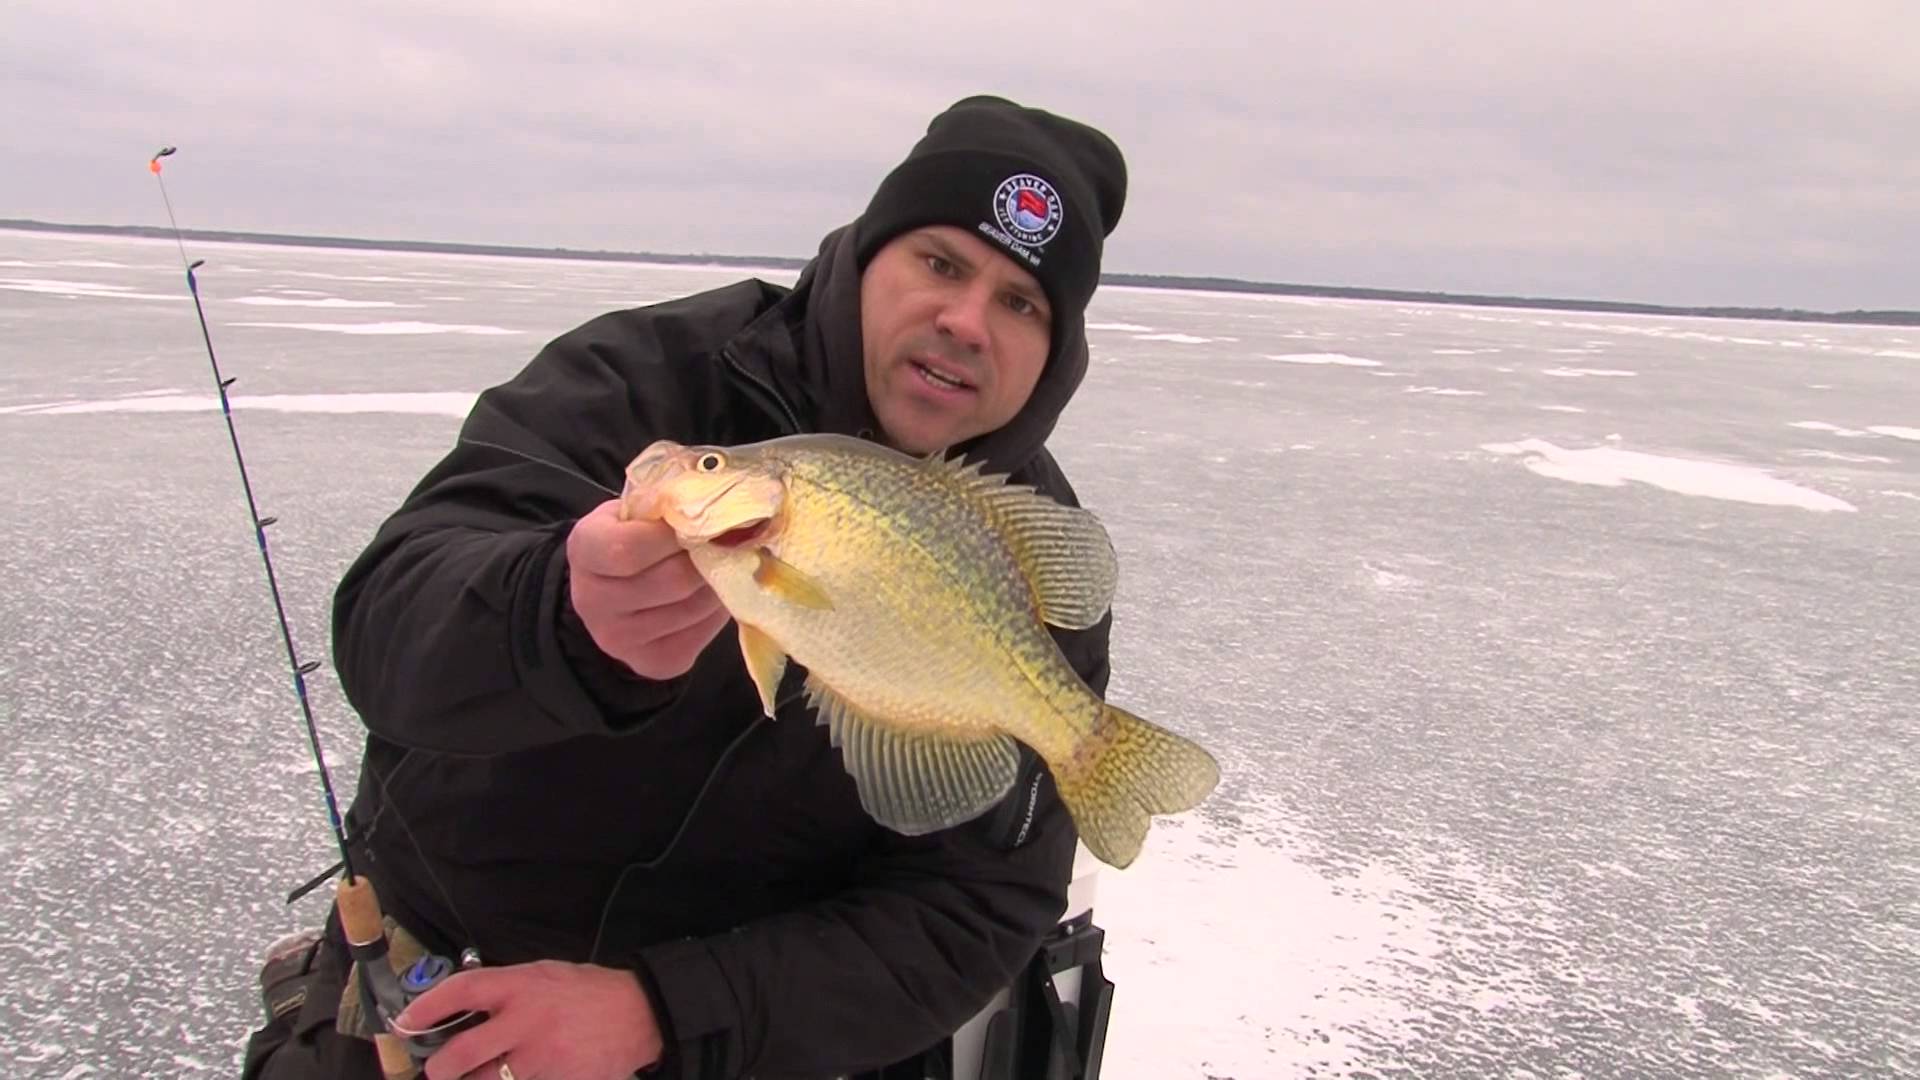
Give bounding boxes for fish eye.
[696,452,725,472]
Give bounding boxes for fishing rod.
[146,144,359,903]
[148,146,481,1079]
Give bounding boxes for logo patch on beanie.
[991,174,1063,251]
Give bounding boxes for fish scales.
[721,445,1093,761]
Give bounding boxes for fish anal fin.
[805,674,1020,834]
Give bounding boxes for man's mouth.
[911,358,973,393]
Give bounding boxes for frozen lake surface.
[2,228,1915,1077]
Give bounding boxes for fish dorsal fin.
[805,674,1021,835]
[926,451,1118,630]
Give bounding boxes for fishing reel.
[337,874,488,1077]
[373,949,489,1059]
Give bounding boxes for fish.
[618,432,1219,869]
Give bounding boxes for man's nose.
[934,281,993,351]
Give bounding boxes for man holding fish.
[244,94,1216,1080]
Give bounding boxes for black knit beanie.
[853,95,1127,360]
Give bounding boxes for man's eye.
[926,255,955,276]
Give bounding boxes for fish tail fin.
[1053,704,1220,869]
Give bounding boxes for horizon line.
[4,217,1915,329]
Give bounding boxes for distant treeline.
[1099,272,1920,327]
[7,218,1916,328]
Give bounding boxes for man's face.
[859,225,1053,456]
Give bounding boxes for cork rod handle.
[335,874,420,1080]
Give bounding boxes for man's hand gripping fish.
[619,432,1220,869]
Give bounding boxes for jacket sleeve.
[631,614,1114,1079]
[330,313,711,755]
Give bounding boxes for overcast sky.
[4,1,1915,310]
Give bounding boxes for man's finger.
[568,502,684,577]
[394,968,503,1032]
[573,512,682,577]
[576,550,711,614]
[418,1013,518,1080]
[633,605,735,678]
[400,970,524,1080]
[641,587,729,640]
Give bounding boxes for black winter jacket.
[329,225,1115,1079]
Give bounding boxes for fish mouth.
[680,475,777,545]
[709,518,771,548]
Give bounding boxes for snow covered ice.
[2,228,1916,1078]
[1478,440,1859,513]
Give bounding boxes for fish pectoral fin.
[936,455,1117,630]
[737,622,787,718]
[805,675,1021,835]
[754,548,834,610]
